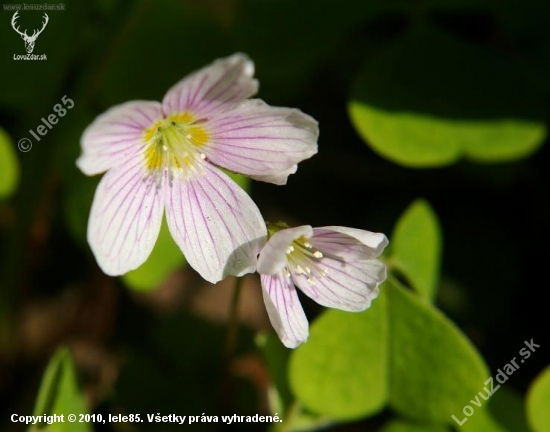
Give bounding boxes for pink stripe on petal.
[293,256,386,312]
[261,273,309,348]
[204,100,318,185]
[87,158,164,276]
[78,101,163,175]
[312,227,389,260]
[164,163,266,284]
[162,54,258,118]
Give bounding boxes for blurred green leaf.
[489,386,531,432]
[235,0,402,103]
[348,25,548,167]
[289,287,388,420]
[492,0,550,92]
[0,127,20,199]
[286,198,487,425]
[459,409,507,432]
[58,107,97,246]
[527,364,550,432]
[257,333,293,416]
[62,175,99,247]
[0,4,89,111]
[98,0,232,107]
[388,278,490,423]
[379,419,450,432]
[390,199,442,300]
[122,217,186,291]
[282,405,333,432]
[258,334,333,432]
[222,170,251,193]
[31,347,91,432]
[116,313,227,432]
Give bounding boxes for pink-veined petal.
[250,164,298,185]
[162,53,258,118]
[257,225,313,275]
[311,226,389,260]
[87,157,164,276]
[77,101,162,175]
[204,99,318,185]
[164,162,266,284]
[292,256,386,312]
[261,272,309,348]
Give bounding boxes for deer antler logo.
[11,11,49,54]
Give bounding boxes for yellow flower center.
[143,112,210,183]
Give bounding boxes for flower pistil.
[143,112,210,184]
[286,236,328,284]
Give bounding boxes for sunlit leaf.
[122,218,186,291]
[283,405,333,432]
[0,127,20,199]
[286,195,487,425]
[527,364,550,432]
[31,347,91,432]
[388,279,490,423]
[348,25,547,167]
[289,288,388,420]
[390,199,442,300]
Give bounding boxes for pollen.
[143,111,210,182]
[286,236,329,283]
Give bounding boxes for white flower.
[257,224,388,348]
[77,54,318,283]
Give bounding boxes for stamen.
[143,113,210,186]
[286,236,330,284]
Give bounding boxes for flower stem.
[224,276,244,361]
[220,276,244,412]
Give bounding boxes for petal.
[162,53,258,118]
[77,101,163,175]
[261,272,309,348]
[311,226,389,260]
[87,157,164,276]
[204,99,319,185]
[292,256,387,312]
[164,162,266,284]
[257,225,313,275]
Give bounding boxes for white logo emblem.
[11,11,49,54]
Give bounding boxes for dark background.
[0,0,548,430]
